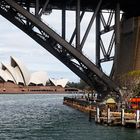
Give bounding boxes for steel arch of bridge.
[0,0,120,94]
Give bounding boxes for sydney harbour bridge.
[0,0,140,95]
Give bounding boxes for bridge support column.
[114,16,140,78]
[96,12,101,68]
[114,3,120,77]
[76,0,81,50]
[35,0,39,16]
[62,7,66,39]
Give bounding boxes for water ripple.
[0,94,140,140]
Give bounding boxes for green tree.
[67,79,89,90]
[118,70,140,98]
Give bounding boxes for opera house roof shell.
[49,78,69,88]
[0,56,68,87]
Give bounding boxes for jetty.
[63,96,140,128]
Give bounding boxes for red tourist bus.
[128,97,140,110]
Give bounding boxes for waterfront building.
[0,56,69,93]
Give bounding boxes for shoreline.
[0,91,81,94]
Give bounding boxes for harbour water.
[0,93,140,140]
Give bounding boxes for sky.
[0,10,113,83]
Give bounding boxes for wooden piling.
[107,107,111,124]
[94,107,100,123]
[121,109,125,125]
[136,110,140,128]
[96,107,100,123]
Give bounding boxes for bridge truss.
[0,0,121,94]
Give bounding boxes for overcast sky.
[0,10,113,83]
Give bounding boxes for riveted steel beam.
[114,3,120,68]
[35,0,39,16]
[96,11,101,68]
[69,11,85,45]
[76,0,80,50]
[38,0,49,17]
[81,0,102,49]
[95,9,117,73]
[62,7,66,39]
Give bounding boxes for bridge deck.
[16,0,140,17]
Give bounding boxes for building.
[0,56,69,93]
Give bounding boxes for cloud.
[0,15,80,82]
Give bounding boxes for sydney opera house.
[0,56,70,93]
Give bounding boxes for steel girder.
[0,0,119,93]
[6,0,140,17]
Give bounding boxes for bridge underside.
[13,0,140,17]
[2,0,139,95]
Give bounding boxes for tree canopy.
[118,70,140,97]
[67,79,90,90]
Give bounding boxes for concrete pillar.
[121,108,125,125]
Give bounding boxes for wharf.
[63,97,140,128]
[63,96,96,114]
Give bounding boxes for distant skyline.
[0,10,112,83]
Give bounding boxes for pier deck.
[63,97,140,128]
